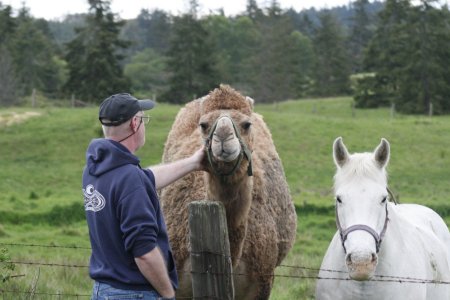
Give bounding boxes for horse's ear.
[333,137,349,168]
[374,138,390,169]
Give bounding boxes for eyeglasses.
[136,114,151,125]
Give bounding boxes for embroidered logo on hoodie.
[83,184,106,212]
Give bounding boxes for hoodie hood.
[86,139,140,176]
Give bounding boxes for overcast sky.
[2,0,352,20]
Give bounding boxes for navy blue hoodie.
[82,138,177,291]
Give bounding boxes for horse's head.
[332,137,390,281]
[198,85,254,177]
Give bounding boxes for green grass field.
[1,97,450,299]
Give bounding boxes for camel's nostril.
[346,254,352,264]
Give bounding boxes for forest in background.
[1,0,450,114]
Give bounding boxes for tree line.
[1,0,449,114]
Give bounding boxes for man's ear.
[130,117,139,132]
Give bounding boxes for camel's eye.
[242,121,252,130]
[199,122,209,131]
[381,196,387,204]
[336,196,342,204]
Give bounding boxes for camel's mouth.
[214,148,241,162]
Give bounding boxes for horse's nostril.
[371,253,377,263]
[346,254,352,264]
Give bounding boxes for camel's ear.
[374,138,390,169]
[333,137,349,168]
[245,96,254,109]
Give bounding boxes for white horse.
[316,137,450,300]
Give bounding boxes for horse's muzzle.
[346,251,378,281]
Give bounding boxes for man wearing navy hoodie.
[83,93,204,299]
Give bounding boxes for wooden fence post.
[391,103,396,119]
[188,201,234,300]
[32,88,36,108]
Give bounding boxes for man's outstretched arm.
[149,146,205,189]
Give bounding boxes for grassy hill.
[1,97,450,299]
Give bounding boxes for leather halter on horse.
[204,116,253,177]
[335,187,396,254]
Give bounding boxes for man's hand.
[135,247,175,298]
[150,146,206,189]
[191,145,207,171]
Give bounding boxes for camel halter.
[204,116,253,177]
[335,188,394,254]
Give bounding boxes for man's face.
[134,112,147,150]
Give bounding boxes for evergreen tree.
[64,0,130,103]
[348,0,374,73]
[141,9,171,53]
[361,0,450,114]
[124,48,168,97]
[287,31,315,98]
[47,14,86,47]
[0,3,17,105]
[203,14,261,95]
[123,9,172,55]
[0,46,17,106]
[203,15,235,85]
[297,13,317,39]
[246,0,263,21]
[164,2,218,103]
[362,0,411,108]
[224,16,261,94]
[248,1,303,102]
[313,11,351,96]
[0,3,15,45]
[397,1,450,114]
[10,6,61,97]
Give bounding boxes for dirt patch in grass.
[0,111,42,126]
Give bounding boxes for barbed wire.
[188,269,450,285]
[0,289,91,298]
[11,258,450,285]
[5,243,450,285]
[0,242,91,250]
[11,261,89,268]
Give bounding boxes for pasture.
[1,97,450,299]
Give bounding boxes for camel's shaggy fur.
[160,85,297,299]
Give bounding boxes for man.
[82,93,204,299]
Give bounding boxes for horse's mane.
[334,152,388,189]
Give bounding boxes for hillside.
[1,97,450,298]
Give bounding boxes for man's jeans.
[91,281,174,300]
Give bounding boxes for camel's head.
[199,85,254,177]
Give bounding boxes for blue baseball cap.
[99,93,155,126]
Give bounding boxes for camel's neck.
[205,173,253,228]
[205,172,253,266]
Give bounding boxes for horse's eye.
[199,122,208,131]
[381,196,387,204]
[242,122,252,130]
[336,196,342,204]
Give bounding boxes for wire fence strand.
[0,242,91,250]
[5,243,450,284]
[3,240,450,300]
[0,289,91,298]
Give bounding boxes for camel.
[160,85,297,299]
